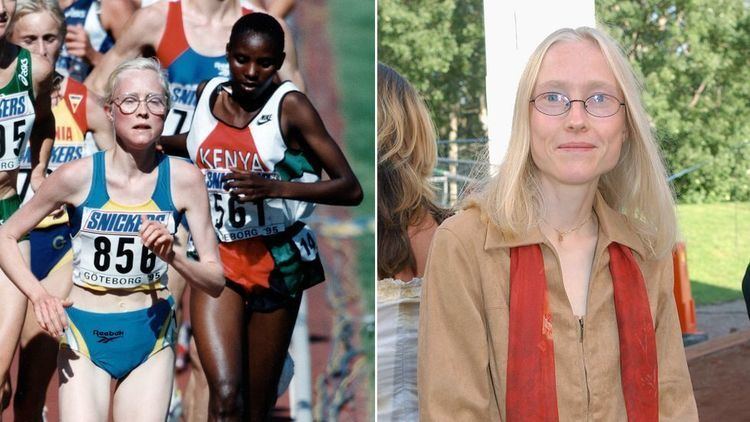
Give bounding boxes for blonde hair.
[8,0,66,41]
[377,63,449,278]
[103,57,171,109]
[466,27,677,258]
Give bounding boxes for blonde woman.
[418,27,698,420]
[0,58,224,421]
[377,63,449,421]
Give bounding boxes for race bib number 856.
[77,208,174,288]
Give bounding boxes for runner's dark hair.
[228,12,285,57]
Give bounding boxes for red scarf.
[506,243,658,421]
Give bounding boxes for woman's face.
[108,69,167,150]
[529,39,627,187]
[10,11,63,64]
[227,32,282,99]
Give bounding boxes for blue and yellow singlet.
[68,151,182,291]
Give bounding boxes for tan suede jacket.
[418,195,698,421]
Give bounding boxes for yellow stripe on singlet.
[78,199,169,292]
[48,249,73,275]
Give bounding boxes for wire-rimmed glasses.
[530,92,625,118]
[112,94,168,116]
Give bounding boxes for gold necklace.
[544,213,593,242]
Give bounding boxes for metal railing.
[434,137,487,206]
[434,137,717,207]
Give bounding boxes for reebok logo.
[94,329,124,343]
[257,114,272,125]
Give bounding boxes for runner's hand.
[65,25,102,65]
[139,215,175,263]
[31,290,72,338]
[224,168,276,202]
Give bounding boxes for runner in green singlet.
[0,0,56,413]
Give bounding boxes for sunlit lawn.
[677,202,750,305]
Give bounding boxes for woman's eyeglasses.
[530,92,625,118]
[112,94,168,116]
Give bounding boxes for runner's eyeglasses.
[112,94,168,116]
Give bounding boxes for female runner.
[163,12,362,420]
[7,0,116,418]
[0,0,56,411]
[0,57,224,421]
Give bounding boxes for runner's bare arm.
[264,0,296,19]
[86,91,115,150]
[101,0,139,40]
[29,55,55,192]
[84,4,167,95]
[161,159,225,296]
[158,133,188,158]
[64,25,104,68]
[0,159,92,336]
[67,0,139,69]
[225,91,362,205]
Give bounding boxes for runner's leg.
[183,336,210,422]
[14,262,73,421]
[0,241,30,411]
[112,347,175,422]
[191,283,245,421]
[57,347,111,422]
[246,295,302,421]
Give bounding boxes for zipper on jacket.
[579,317,591,411]
[579,317,584,342]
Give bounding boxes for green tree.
[378,0,487,141]
[598,0,750,202]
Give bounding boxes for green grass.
[677,202,750,305]
[327,0,375,416]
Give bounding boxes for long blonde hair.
[377,63,449,278]
[466,27,677,258]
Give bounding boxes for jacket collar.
[484,191,647,258]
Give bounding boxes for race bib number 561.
[203,168,286,242]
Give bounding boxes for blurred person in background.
[56,0,137,82]
[7,0,116,419]
[0,0,57,414]
[376,62,450,422]
[85,0,303,136]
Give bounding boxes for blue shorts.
[30,223,72,279]
[61,296,176,379]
